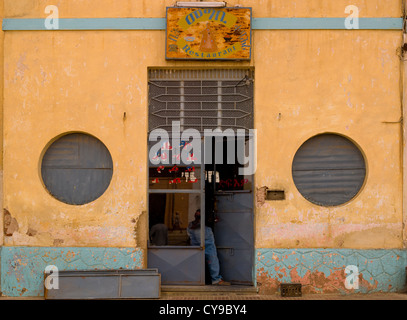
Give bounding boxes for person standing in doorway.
[187,209,230,286]
[150,221,168,246]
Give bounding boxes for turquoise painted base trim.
[256,249,407,294]
[2,17,403,31]
[0,247,144,297]
[2,247,405,296]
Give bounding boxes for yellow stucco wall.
[3,0,402,18]
[2,0,405,253]
[404,28,407,249]
[254,30,403,249]
[0,1,4,247]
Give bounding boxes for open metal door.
[205,134,255,286]
[214,192,254,285]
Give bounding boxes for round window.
[292,134,366,207]
[41,133,113,205]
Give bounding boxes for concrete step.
[161,285,258,295]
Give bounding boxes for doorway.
[146,69,254,286]
[204,136,254,285]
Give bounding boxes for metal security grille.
[148,69,254,133]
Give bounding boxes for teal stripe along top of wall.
[2,17,403,31]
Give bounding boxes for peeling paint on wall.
[131,210,147,248]
[3,209,18,237]
[256,249,407,294]
[256,187,268,207]
[0,246,144,297]
[26,227,37,237]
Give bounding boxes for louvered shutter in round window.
[292,134,366,207]
[41,133,113,205]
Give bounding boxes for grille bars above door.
[148,69,254,134]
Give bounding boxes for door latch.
[217,247,234,256]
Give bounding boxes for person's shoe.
[213,279,231,286]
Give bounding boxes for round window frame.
[291,133,367,207]
[40,132,114,206]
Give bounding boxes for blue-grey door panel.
[148,248,204,285]
[214,193,254,285]
[216,193,253,212]
[217,248,254,285]
[214,211,253,249]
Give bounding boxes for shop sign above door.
[166,7,251,60]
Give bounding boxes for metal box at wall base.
[280,283,302,297]
[44,269,161,300]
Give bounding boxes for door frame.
[146,68,256,286]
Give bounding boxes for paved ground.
[158,285,407,300]
[160,292,407,300]
[1,292,406,300]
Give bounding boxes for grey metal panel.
[214,193,254,285]
[292,134,366,206]
[214,212,253,250]
[46,275,119,299]
[217,248,253,285]
[45,269,161,300]
[120,275,161,299]
[148,248,204,285]
[216,192,253,211]
[41,133,113,205]
[52,269,159,276]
